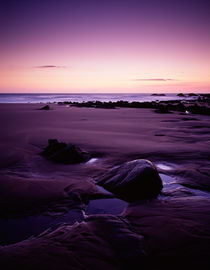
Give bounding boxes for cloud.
[34,65,67,69]
[133,78,177,82]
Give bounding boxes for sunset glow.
[1,0,210,93]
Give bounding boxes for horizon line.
[0,92,209,95]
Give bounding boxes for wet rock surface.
[123,197,210,265]
[97,159,163,202]
[59,95,210,115]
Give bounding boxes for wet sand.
[0,103,210,269]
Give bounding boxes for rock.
[95,102,116,109]
[151,93,165,96]
[41,139,90,164]
[188,93,197,97]
[187,104,210,115]
[154,105,172,114]
[39,105,50,110]
[154,133,165,136]
[177,93,186,97]
[97,159,163,202]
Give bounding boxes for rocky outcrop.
[41,139,90,164]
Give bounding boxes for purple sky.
[1,0,210,92]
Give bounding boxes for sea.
[0,93,196,104]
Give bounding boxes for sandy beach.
[0,103,210,269]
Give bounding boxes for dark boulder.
[154,133,165,136]
[188,93,197,97]
[41,139,90,164]
[97,159,163,202]
[39,105,50,110]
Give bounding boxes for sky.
[0,0,210,93]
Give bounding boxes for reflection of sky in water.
[160,173,210,200]
[161,173,178,186]
[86,198,127,215]
[96,184,114,195]
[0,185,126,246]
[156,163,174,171]
[86,158,99,164]
[0,209,85,246]
[160,173,182,194]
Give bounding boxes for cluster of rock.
[60,100,116,109]
[41,139,163,202]
[41,139,90,164]
[57,95,210,115]
[177,93,200,97]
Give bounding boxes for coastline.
[0,92,204,104]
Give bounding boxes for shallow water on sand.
[160,173,210,199]
[0,209,85,245]
[0,188,127,245]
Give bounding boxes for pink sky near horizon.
[1,0,209,93]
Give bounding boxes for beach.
[0,102,210,269]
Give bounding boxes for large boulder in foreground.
[41,139,90,164]
[97,159,163,201]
